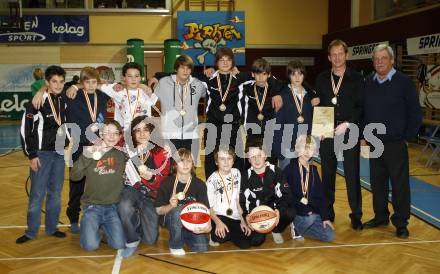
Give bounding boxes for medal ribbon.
[217,172,233,211]
[291,86,304,116]
[216,73,233,104]
[126,89,141,119]
[172,175,192,197]
[176,80,189,112]
[253,83,268,114]
[298,161,310,199]
[330,72,344,98]
[83,90,97,122]
[47,92,62,126]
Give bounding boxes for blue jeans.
[164,207,208,252]
[294,214,335,242]
[118,186,158,245]
[80,204,126,251]
[26,151,65,238]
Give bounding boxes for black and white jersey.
[205,71,250,125]
[20,92,67,159]
[238,77,282,129]
[239,162,291,218]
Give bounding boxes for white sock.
[209,239,220,247]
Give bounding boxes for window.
[374,0,440,21]
[0,0,169,12]
[94,0,166,9]
[21,0,85,9]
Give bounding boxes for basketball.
[180,202,211,232]
[248,205,278,234]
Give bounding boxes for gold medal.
[172,176,192,202]
[291,86,305,124]
[92,151,102,160]
[330,71,344,105]
[176,192,185,201]
[176,80,189,117]
[254,84,268,122]
[300,197,308,205]
[138,164,148,174]
[217,171,235,217]
[298,161,310,206]
[217,73,233,112]
[91,123,99,133]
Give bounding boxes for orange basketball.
[248,205,278,234]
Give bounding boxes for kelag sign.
[177,11,245,66]
[0,15,89,43]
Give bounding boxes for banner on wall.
[0,64,46,119]
[0,64,123,119]
[407,33,440,55]
[419,64,440,109]
[177,11,245,66]
[347,41,389,60]
[0,15,89,43]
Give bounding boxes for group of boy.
[17,38,419,256]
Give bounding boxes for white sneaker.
[290,223,304,241]
[272,232,284,244]
[169,248,186,256]
[209,239,220,247]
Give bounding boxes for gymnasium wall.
[0,0,328,66]
[322,6,440,49]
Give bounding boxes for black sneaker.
[396,227,409,239]
[51,231,66,238]
[16,235,32,244]
[351,218,364,231]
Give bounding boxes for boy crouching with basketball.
[70,120,127,251]
[283,135,335,242]
[240,139,295,245]
[155,148,211,255]
[207,146,252,249]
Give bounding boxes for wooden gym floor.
[0,145,439,274]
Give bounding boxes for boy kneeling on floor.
[155,148,211,255]
[283,135,335,242]
[70,120,127,251]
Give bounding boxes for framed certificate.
[311,107,334,138]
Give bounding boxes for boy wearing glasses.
[70,120,126,251]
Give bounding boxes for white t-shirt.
[101,83,158,129]
[206,168,241,220]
